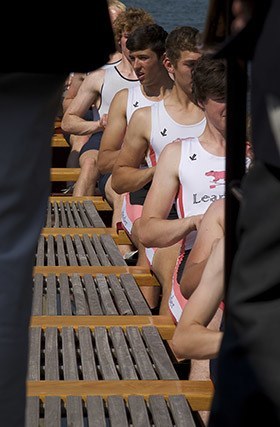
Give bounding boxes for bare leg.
[73,149,100,196]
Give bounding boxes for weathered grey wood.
[56,234,67,266]
[109,326,138,379]
[59,201,68,227]
[128,395,150,427]
[142,326,178,380]
[83,200,106,227]
[61,327,79,380]
[32,274,44,315]
[91,234,111,266]
[100,234,127,266]
[25,396,40,427]
[107,274,134,315]
[107,396,129,427]
[59,273,72,315]
[53,202,60,228]
[46,201,52,227]
[83,274,103,315]
[149,395,173,427]
[36,235,45,266]
[78,327,98,380]
[74,234,89,266]
[71,273,89,315]
[45,327,59,380]
[65,201,76,227]
[94,326,119,379]
[66,396,84,427]
[47,235,56,266]
[46,273,57,315]
[71,201,84,227]
[126,326,157,380]
[168,395,196,427]
[28,327,41,380]
[82,234,101,265]
[95,274,118,315]
[65,234,78,266]
[86,396,107,427]
[45,396,61,427]
[77,201,92,227]
[120,273,152,315]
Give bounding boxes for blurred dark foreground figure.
[209,0,280,425]
[0,2,115,426]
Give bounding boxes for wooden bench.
[26,393,204,426]
[50,168,80,182]
[32,273,152,316]
[51,133,68,147]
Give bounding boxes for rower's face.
[173,50,201,93]
[129,48,163,84]
[203,97,227,134]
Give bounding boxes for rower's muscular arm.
[61,70,105,136]
[97,89,128,174]
[111,107,155,194]
[139,141,202,248]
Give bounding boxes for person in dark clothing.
[209,1,280,425]
[0,2,115,426]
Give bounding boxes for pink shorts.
[121,192,143,235]
[168,251,188,323]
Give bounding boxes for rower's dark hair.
[191,56,227,105]
[126,24,168,59]
[165,26,200,65]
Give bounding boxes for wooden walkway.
[24,126,214,426]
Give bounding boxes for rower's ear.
[163,55,174,74]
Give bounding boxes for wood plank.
[61,327,79,380]
[59,273,72,315]
[128,395,150,427]
[59,201,68,227]
[94,326,119,379]
[86,396,107,427]
[91,234,111,266]
[83,200,106,227]
[30,316,176,340]
[107,395,129,427]
[32,274,44,315]
[142,326,178,380]
[47,235,56,266]
[107,274,134,315]
[46,273,57,315]
[168,395,196,427]
[49,196,112,211]
[46,200,52,227]
[25,396,40,427]
[33,266,159,287]
[45,327,59,380]
[125,326,157,380]
[73,235,89,266]
[28,327,41,380]
[95,274,118,315]
[149,395,173,427]
[71,201,84,227]
[82,234,101,266]
[119,273,151,315]
[45,396,61,427]
[65,202,76,227]
[76,201,92,227]
[65,235,78,266]
[36,235,45,266]
[109,326,138,379]
[56,235,67,266]
[100,234,127,266]
[71,273,89,315]
[50,168,80,181]
[78,327,98,380]
[66,396,84,427]
[53,202,60,228]
[83,274,103,315]
[27,381,214,411]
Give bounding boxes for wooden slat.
[33,266,159,287]
[46,273,57,315]
[28,327,41,381]
[25,396,40,427]
[76,201,92,227]
[100,234,127,266]
[47,235,56,266]
[95,274,118,315]
[78,327,98,380]
[82,234,101,266]
[46,201,52,227]
[126,326,157,380]
[49,196,112,212]
[65,234,78,266]
[109,327,138,379]
[50,168,80,181]
[45,396,61,427]
[45,327,59,380]
[149,395,173,427]
[91,234,111,266]
[128,395,150,427]
[120,273,151,315]
[53,202,60,228]
[94,326,119,379]
[36,235,45,266]
[107,274,134,315]
[65,202,75,227]
[61,327,79,380]
[83,200,106,227]
[142,326,178,379]
[32,274,44,315]
[107,395,129,427]
[71,273,89,315]
[83,274,103,315]
[56,235,67,266]
[27,382,214,411]
[59,201,68,227]
[71,202,84,227]
[86,396,107,427]
[59,273,72,315]
[30,316,175,340]
[73,235,89,266]
[66,396,84,427]
[168,395,196,427]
